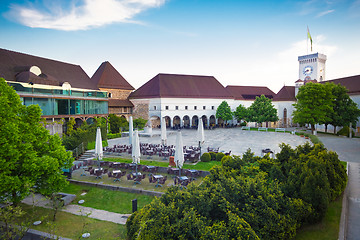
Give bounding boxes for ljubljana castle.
[1,48,359,135]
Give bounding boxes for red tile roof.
[91,61,134,90]
[0,48,98,89]
[273,86,296,101]
[323,75,360,95]
[108,99,134,107]
[129,73,233,99]
[225,85,275,100]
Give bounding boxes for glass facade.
[11,82,108,116]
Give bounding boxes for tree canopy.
[327,83,360,133]
[216,101,233,124]
[126,142,347,239]
[0,78,73,205]
[292,83,334,133]
[233,104,248,122]
[246,95,279,124]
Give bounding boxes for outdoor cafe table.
[94,168,103,179]
[132,172,142,177]
[112,162,121,169]
[146,166,156,173]
[187,170,199,180]
[170,168,180,175]
[153,175,164,187]
[112,170,122,182]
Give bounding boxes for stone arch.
[164,116,171,128]
[209,115,216,127]
[192,115,199,128]
[173,116,181,129]
[201,115,208,128]
[183,115,190,128]
[217,117,224,127]
[150,115,160,128]
[283,108,287,127]
[74,117,84,129]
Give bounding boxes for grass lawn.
[62,182,155,214]
[295,195,343,240]
[21,204,126,239]
[101,157,221,171]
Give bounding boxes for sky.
[1,0,360,93]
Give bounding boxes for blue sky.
[1,0,360,92]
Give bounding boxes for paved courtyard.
[108,128,309,157]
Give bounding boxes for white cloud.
[7,0,167,31]
[316,9,335,17]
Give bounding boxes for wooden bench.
[258,127,268,132]
[275,128,285,132]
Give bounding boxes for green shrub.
[216,152,225,161]
[209,152,216,161]
[200,152,211,162]
[240,121,247,127]
[108,133,122,139]
[309,134,323,145]
[337,126,355,137]
[87,140,108,150]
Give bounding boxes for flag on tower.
[307,26,313,52]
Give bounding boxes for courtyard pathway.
[317,134,360,240]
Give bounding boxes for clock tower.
[298,52,327,81]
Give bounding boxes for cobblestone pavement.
[317,134,360,240]
[109,128,309,157]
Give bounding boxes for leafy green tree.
[247,95,278,126]
[327,83,360,134]
[108,114,122,133]
[216,101,233,125]
[66,117,76,135]
[292,83,334,133]
[0,78,73,206]
[133,117,147,129]
[233,104,248,123]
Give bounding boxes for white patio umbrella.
[94,127,103,168]
[129,116,133,145]
[161,117,167,146]
[174,131,184,176]
[132,130,141,176]
[197,118,205,158]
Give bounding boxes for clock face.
[303,66,313,76]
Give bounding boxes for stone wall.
[100,88,132,99]
[131,99,149,120]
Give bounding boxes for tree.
[327,83,360,134]
[216,101,233,126]
[292,83,334,133]
[247,95,279,126]
[133,117,147,129]
[233,104,248,123]
[0,78,73,206]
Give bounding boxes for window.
[203,106,206,110]
[108,92,112,98]
[176,106,179,110]
[165,106,169,110]
[212,106,214,110]
[154,106,156,110]
[185,106,188,110]
[194,106,197,110]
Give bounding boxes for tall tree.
[0,78,73,205]
[328,83,360,134]
[216,101,233,125]
[234,104,248,123]
[247,95,279,126]
[292,83,334,133]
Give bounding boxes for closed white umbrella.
[129,116,133,145]
[161,117,167,146]
[197,118,205,158]
[132,130,141,178]
[174,131,184,176]
[94,127,103,168]
[132,130,141,164]
[197,118,205,145]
